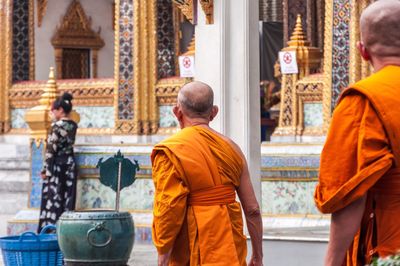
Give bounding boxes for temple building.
[0,0,375,245]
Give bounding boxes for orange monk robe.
[314,66,400,265]
[151,125,247,266]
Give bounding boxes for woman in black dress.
[38,92,78,232]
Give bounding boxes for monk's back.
[160,125,243,191]
[348,65,400,165]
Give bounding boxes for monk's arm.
[237,160,263,264]
[325,195,367,266]
[152,151,189,258]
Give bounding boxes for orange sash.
[188,185,236,206]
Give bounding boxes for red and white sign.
[279,51,298,74]
[179,56,195,77]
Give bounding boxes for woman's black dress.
[38,119,78,232]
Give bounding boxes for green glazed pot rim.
[60,211,133,220]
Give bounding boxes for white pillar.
[195,0,261,203]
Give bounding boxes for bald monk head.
[173,81,219,128]
[358,0,400,69]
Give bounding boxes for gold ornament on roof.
[37,0,48,27]
[173,0,194,24]
[199,0,213,24]
[51,0,104,49]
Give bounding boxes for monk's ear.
[357,41,371,61]
[173,105,181,117]
[209,106,219,121]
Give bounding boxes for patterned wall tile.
[11,107,114,130]
[118,0,134,120]
[159,106,178,128]
[75,152,151,169]
[331,0,350,109]
[303,103,323,127]
[157,0,176,79]
[30,141,44,208]
[261,169,319,179]
[75,106,114,128]
[261,155,320,168]
[307,182,320,214]
[12,0,30,82]
[76,179,154,211]
[11,108,28,129]
[262,181,318,215]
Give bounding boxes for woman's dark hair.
[52,92,73,114]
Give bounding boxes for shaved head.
[360,0,400,58]
[178,81,214,118]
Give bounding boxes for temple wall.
[50,145,320,217]
[34,0,115,80]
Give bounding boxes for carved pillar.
[92,49,98,78]
[115,0,158,135]
[134,0,158,134]
[321,0,351,132]
[0,0,12,133]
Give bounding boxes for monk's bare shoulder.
[203,126,246,162]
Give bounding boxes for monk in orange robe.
[151,81,263,265]
[314,1,400,265]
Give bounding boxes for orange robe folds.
[314,65,400,265]
[151,126,247,265]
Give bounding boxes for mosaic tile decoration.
[262,181,319,215]
[11,108,28,129]
[118,0,134,120]
[261,169,319,180]
[30,141,44,208]
[75,106,114,128]
[261,155,320,168]
[27,145,325,218]
[12,0,30,82]
[75,152,151,170]
[331,0,351,109]
[159,105,178,128]
[76,179,154,211]
[303,103,323,127]
[157,0,176,79]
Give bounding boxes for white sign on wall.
[279,51,298,74]
[179,56,195,77]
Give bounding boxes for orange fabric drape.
[151,126,247,266]
[314,66,400,265]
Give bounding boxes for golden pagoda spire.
[39,67,58,106]
[287,14,310,47]
[25,67,58,141]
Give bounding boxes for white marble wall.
[34,0,115,80]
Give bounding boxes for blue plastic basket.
[0,225,63,266]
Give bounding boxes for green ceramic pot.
[57,211,134,265]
